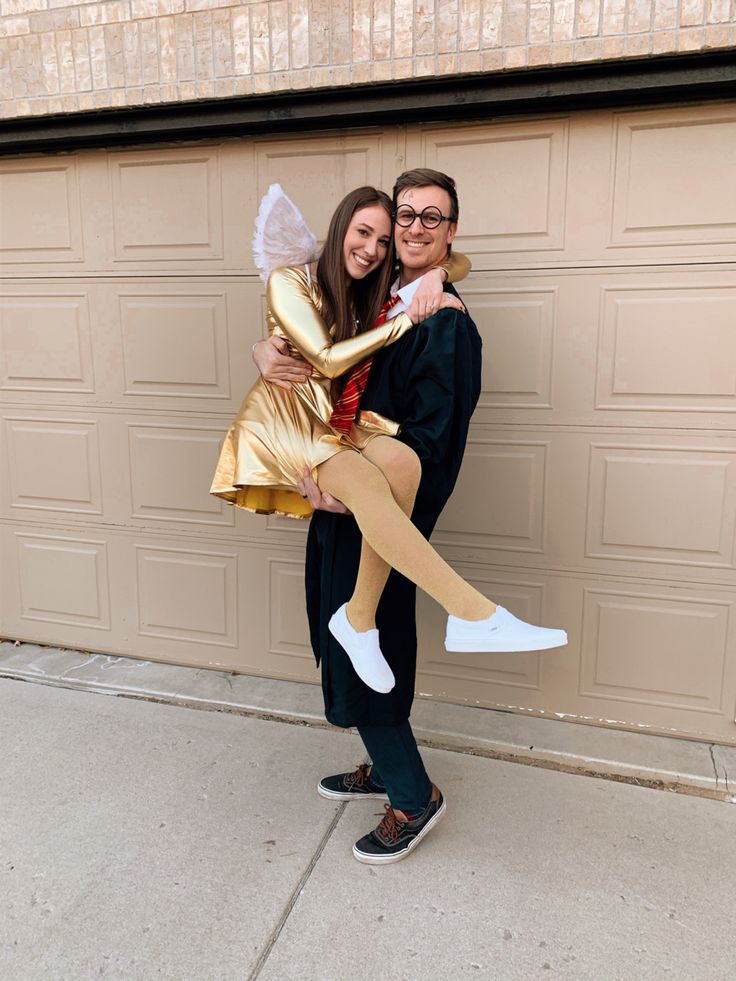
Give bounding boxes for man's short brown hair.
[392,168,459,223]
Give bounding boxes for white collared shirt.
[386,275,423,319]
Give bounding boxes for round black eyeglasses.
[393,206,453,230]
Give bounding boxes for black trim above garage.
[1,50,735,154]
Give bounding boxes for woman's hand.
[408,268,446,323]
[436,292,466,313]
[252,336,312,390]
[296,466,351,514]
[408,269,466,323]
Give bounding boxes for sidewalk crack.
[247,803,347,981]
[709,745,722,790]
[714,749,731,796]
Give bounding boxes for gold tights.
[316,436,494,631]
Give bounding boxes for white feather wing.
[252,183,318,283]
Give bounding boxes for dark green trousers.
[357,720,433,814]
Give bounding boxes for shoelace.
[346,762,371,789]
[374,804,401,844]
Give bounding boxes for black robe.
[305,301,482,728]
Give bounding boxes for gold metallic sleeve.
[267,266,413,380]
[440,250,471,284]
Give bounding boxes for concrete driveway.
[2,677,734,981]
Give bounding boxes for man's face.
[394,184,457,283]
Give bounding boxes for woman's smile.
[351,251,375,269]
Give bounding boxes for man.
[253,169,482,864]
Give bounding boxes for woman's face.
[342,204,392,280]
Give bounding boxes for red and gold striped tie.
[329,294,401,435]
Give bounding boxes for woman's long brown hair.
[316,186,395,346]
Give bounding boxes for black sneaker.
[318,762,389,801]
[352,787,446,865]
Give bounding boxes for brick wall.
[1,0,735,119]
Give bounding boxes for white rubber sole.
[317,782,389,801]
[445,630,568,653]
[352,798,447,865]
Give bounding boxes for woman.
[211,186,567,693]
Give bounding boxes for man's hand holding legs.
[296,466,350,514]
[252,336,312,390]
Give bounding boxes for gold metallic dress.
[210,265,415,519]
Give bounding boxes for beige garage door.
[2,102,735,744]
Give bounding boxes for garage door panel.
[467,272,595,426]
[108,145,225,265]
[0,157,84,266]
[524,266,736,428]
[579,587,731,714]
[421,118,569,254]
[596,281,736,413]
[217,504,311,545]
[434,437,548,555]
[572,578,736,744]
[237,544,317,682]
[9,529,112,634]
[127,422,236,529]
[0,289,95,394]
[90,281,257,414]
[261,512,310,540]
[266,556,314,663]
[462,283,557,411]
[435,427,587,568]
[610,105,736,250]
[118,288,231,400]
[108,409,310,541]
[94,411,284,538]
[135,543,238,648]
[2,414,103,517]
[232,544,317,682]
[467,271,614,427]
[587,271,736,428]
[586,442,736,570]
[572,433,736,585]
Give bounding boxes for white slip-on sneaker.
[328,603,395,693]
[445,605,568,653]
